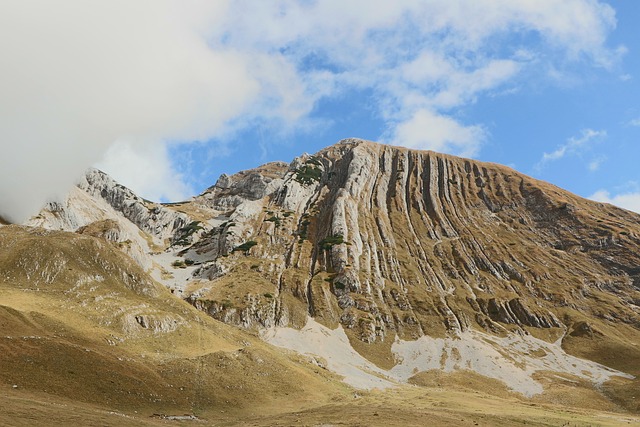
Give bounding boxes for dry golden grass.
[2,217,639,425]
[0,226,349,422]
[162,202,219,224]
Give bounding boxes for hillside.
[0,225,347,424]
[17,138,640,421]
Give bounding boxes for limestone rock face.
[196,161,288,211]
[12,139,640,405]
[177,139,640,347]
[30,169,192,244]
[79,169,191,242]
[27,169,198,271]
[29,139,640,349]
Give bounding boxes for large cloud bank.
[0,0,621,222]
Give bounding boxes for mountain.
[4,138,640,424]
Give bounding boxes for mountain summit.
[9,138,640,421]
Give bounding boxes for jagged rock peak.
[30,168,192,243]
[196,161,289,211]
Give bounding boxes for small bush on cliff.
[319,234,346,251]
[233,240,258,254]
[294,165,322,185]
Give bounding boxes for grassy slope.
[0,225,347,421]
[1,224,639,425]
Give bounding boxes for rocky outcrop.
[80,169,191,243]
[196,162,288,211]
[472,297,561,328]
[28,169,191,244]
[124,313,185,334]
[27,169,201,271]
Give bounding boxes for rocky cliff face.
[31,140,640,345]
[176,140,640,347]
[28,168,201,271]
[18,138,640,407]
[29,169,193,244]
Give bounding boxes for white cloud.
[385,109,486,157]
[0,0,261,222]
[537,129,607,169]
[212,0,621,157]
[96,140,192,203]
[587,156,606,172]
[629,118,640,127]
[213,0,620,156]
[0,0,623,221]
[589,190,640,214]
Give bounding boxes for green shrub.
[319,234,346,251]
[173,221,204,246]
[305,156,322,166]
[298,218,312,241]
[233,240,258,254]
[294,165,322,185]
[265,215,281,226]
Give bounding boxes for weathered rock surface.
[197,161,289,211]
[29,141,640,350]
[27,169,203,272]
[29,170,188,241]
[175,139,640,349]
[16,138,640,403]
[79,169,192,243]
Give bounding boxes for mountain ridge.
[22,138,640,412]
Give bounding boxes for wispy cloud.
[629,118,640,127]
[587,156,606,172]
[383,109,486,157]
[589,189,640,214]
[221,0,621,157]
[536,129,607,170]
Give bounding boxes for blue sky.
[164,0,640,212]
[1,1,640,222]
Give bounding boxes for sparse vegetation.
[171,259,186,268]
[265,215,281,226]
[298,217,312,242]
[264,293,274,299]
[305,156,322,166]
[173,221,204,246]
[294,164,322,185]
[319,234,347,251]
[117,239,133,249]
[233,240,258,254]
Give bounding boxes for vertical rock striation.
[182,139,640,347]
